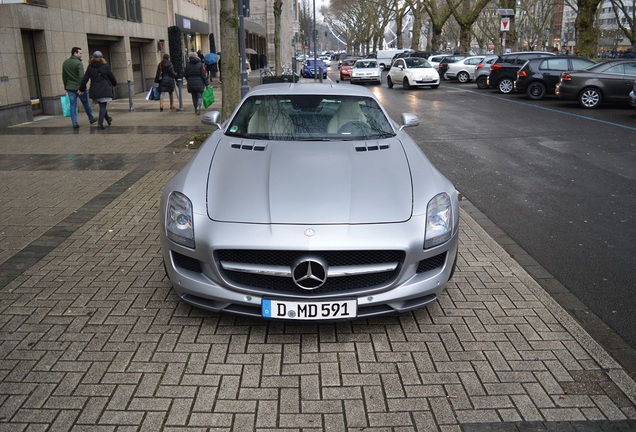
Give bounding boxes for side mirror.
[201,110,222,129]
[399,113,419,130]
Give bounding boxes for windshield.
[354,61,378,68]
[405,58,433,68]
[226,95,396,141]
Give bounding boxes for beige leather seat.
[247,98,294,138]
[327,99,367,133]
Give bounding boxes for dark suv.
[515,56,597,100]
[438,55,468,80]
[487,51,556,93]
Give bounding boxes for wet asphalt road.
[343,74,636,356]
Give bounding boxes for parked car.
[391,51,412,68]
[339,58,359,80]
[427,54,453,70]
[438,55,469,80]
[487,51,556,93]
[350,59,382,85]
[515,56,597,100]
[474,55,499,89]
[444,55,486,83]
[319,55,331,67]
[387,57,440,89]
[376,49,412,70]
[160,83,460,320]
[555,59,636,108]
[301,60,327,78]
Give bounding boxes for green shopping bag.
[61,95,71,117]
[202,86,215,109]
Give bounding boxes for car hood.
[207,137,413,224]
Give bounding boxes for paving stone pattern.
[0,94,635,431]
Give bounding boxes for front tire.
[527,82,546,100]
[457,71,469,83]
[387,76,394,88]
[498,78,514,94]
[402,77,411,90]
[578,87,602,108]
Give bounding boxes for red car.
[339,58,359,80]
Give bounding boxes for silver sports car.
[159,83,459,321]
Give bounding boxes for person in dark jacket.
[79,51,117,130]
[155,53,178,111]
[62,47,96,129]
[184,52,209,115]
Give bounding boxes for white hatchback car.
[350,59,382,85]
[387,57,440,89]
[444,55,486,83]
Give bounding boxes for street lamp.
[313,0,319,80]
[239,0,249,97]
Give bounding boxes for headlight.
[166,192,195,248]
[425,193,452,249]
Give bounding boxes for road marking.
[457,88,636,132]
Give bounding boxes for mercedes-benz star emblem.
[304,228,315,237]
[291,256,328,290]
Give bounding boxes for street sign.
[501,17,510,32]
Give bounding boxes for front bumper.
[351,75,381,83]
[160,216,459,320]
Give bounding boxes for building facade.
[0,0,297,128]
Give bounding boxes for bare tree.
[517,0,556,50]
[422,0,453,52]
[609,0,635,50]
[446,0,494,53]
[220,0,240,120]
[473,6,501,53]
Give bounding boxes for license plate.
[262,299,357,320]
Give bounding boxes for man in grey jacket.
[62,47,96,129]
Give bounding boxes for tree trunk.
[411,10,422,50]
[575,0,602,58]
[274,0,282,74]
[431,25,444,52]
[459,24,472,53]
[220,0,240,120]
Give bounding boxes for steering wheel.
[337,121,370,135]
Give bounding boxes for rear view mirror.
[399,113,419,130]
[201,110,222,129]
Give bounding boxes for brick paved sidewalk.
[0,85,635,431]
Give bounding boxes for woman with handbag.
[79,51,117,130]
[184,52,209,115]
[155,53,178,111]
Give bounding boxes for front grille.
[416,252,447,273]
[172,251,202,273]
[217,249,404,295]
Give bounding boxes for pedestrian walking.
[184,52,209,115]
[62,47,97,129]
[155,53,177,112]
[79,51,117,130]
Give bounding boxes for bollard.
[127,80,134,111]
[319,67,323,83]
[177,78,183,112]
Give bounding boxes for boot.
[159,100,164,112]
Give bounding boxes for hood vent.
[355,141,390,152]
[230,141,268,152]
